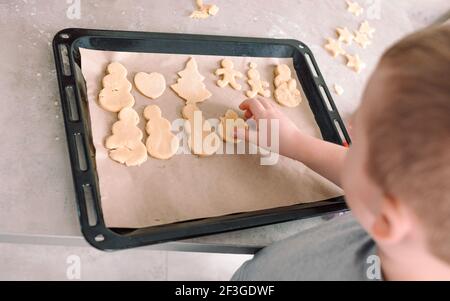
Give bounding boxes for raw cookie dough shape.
[171,57,212,105]
[346,0,363,16]
[184,107,221,156]
[215,59,243,90]
[336,27,354,45]
[170,57,218,156]
[354,30,372,48]
[359,20,375,38]
[273,64,302,107]
[345,54,366,73]
[105,107,147,166]
[274,79,302,108]
[324,38,346,58]
[334,84,344,96]
[246,63,270,98]
[134,72,166,99]
[218,109,248,144]
[143,105,179,160]
[274,64,292,88]
[98,62,135,112]
[182,103,200,120]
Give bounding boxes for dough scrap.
[143,105,179,160]
[336,27,354,45]
[324,38,346,58]
[273,64,302,107]
[354,31,371,48]
[359,20,375,38]
[171,57,212,105]
[215,59,243,90]
[190,10,209,19]
[184,108,221,156]
[346,0,363,16]
[345,54,366,73]
[98,62,135,112]
[246,62,270,98]
[190,0,219,19]
[334,84,344,95]
[218,109,248,144]
[105,107,147,166]
[207,4,219,15]
[134,72,166,99]
[274,79,302,107]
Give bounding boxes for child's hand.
[237,97,347,186]
[236,97,301,157]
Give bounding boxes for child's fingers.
[244,109,253,119]
[239,98,266,117]
[257,97,273,110]
[238,99,250,110]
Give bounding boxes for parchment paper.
[80,48,342,229]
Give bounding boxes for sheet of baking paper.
[79,48,343,228]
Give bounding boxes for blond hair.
[366,25,450,263]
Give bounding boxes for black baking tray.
[53,28,350,251]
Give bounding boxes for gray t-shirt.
[231,213,380,281]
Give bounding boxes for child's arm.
[237,97,347,187]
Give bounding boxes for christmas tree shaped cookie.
[170,57,211,105]
[171,57,219,156]
[105,107,147,166]
[98,62,135,112]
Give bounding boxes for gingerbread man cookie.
[246,62,270,98]
[215,59,243,90]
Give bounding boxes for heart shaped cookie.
[134,72,166,99]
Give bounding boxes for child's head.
[341,25,450,264]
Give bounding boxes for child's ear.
[371,194,412,244]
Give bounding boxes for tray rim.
[52,27,350,251]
